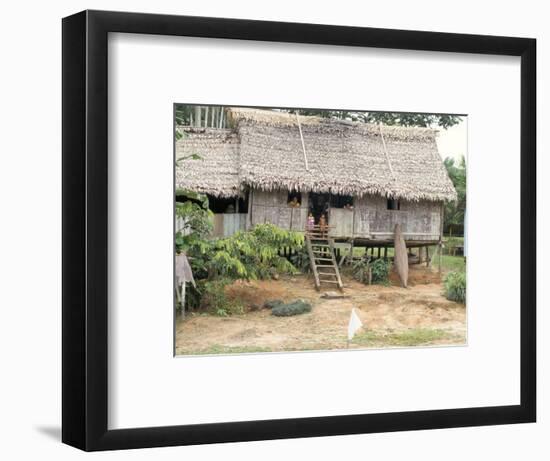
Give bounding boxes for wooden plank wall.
[355,195,441,240]
[329,208,354,237]
[212,213,247,237]
[250,189,308,231]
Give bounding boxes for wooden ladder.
[305,228,344,292]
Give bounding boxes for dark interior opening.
[330,194,354,209]
[287,191,302,207]
[208,192,249,213]
[309,192,330,223]
[387,198,401,210]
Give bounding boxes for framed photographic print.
[62,10,536,451]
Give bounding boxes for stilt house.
[176,107,456,247]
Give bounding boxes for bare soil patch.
[175,265,466,355]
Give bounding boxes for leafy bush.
[175,190,213,255]
[290,247,311,273]
[352,257,392,285]
[179,223,305,313]
[371,258,392,284]
[352,258,371,284]
[444,271,466,303]
[199,279,245,316]
[271,300,312,317]
[206,224,304,280]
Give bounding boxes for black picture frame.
[62,10,536,451]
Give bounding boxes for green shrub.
[200,279,244,316]
[371,258,391,284]
[271,300,312,317]
[207,223,304,280]
[352,257,391,285]
[352,258,370,283]
[444,271,466,303]
[290,247,311,273]
[264,299,284,309]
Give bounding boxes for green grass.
[440,255,465,272]
[444,236,464,247]
[336,244,465,274]
[352,328,453,347]
[180,345,273,355]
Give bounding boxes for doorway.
[308,192,330,224]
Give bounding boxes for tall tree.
[443,156,466,235]
[285,108,461,129]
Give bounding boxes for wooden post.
[384,246,388,260]
[348,240,354,266]
[439,202,445,275]
[438,242,442,274]
[180,282,186,318]
[247,189,253,230]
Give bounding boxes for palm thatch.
[176,108,457,201]
[175,128,240,197]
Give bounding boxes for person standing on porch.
[319,213,328,237]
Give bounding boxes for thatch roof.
[175,128,240,197]
[176,108,457,201]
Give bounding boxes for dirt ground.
[175,266,466,355]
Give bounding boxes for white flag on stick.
[347,308,363,341]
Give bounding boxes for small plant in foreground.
[352,257,392,285]
[200,279,245,316]
[370,258,392,284]
[444,271,466,303]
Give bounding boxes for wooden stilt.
[438,241,442,274]
[394,224,408,288]
[181,282,186,318]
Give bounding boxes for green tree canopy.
[174,104,462,130]
[443,156,466,234]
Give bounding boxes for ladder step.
[316,264,335,267]
[320,280,340,284]
[314,257,333,261]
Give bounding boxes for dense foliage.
[174,104,462,131]
[352,257,392,285]
[175,190,213,255]
[290,247,311,273]
[175,190,305,316]
[444,271,466,304]
[443,156,467,235]
[286,108,462,129]
[370,258,392,284]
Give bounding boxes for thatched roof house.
[176,108,456,242]
[177,108,456,202]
